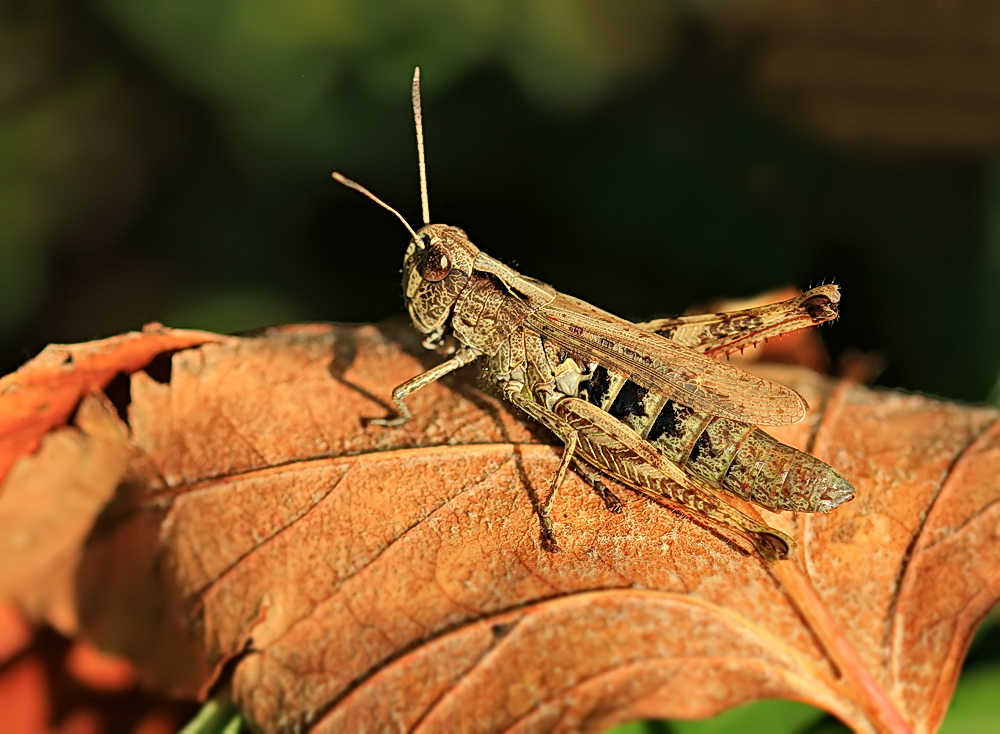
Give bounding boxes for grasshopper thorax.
[403,224,480,347]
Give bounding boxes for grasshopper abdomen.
[576,365,853,513]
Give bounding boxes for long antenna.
[412,67,431,225]
[331,172,418,240]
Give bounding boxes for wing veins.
[529,294,807,426]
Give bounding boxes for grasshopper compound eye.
[421,243,452,281]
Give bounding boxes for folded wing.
[528,293,808,426]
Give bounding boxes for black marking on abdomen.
[584,365,611,406]
[648,400,691,442]
[689,431,712,462]
[609,380,648,420]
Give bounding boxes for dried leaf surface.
[0,322,998,733]
[0,324,223,485]
[0,602,194,734]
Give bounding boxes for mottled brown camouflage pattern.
[341,69,853,561]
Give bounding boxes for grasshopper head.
[334,69,487,350]
[403,223,479,347]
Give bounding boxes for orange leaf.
[0,324,224,486]
[0,322,997,733]
[0,605,195,734]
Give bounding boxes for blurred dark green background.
[3,2,1000,731]
[4,0,1000,402]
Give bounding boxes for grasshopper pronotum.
[334,69,854,561]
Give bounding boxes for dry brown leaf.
[0,324,224,486]
[0,322,998,733]
[0,613,194,734]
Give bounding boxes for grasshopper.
[334,68,854,562]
